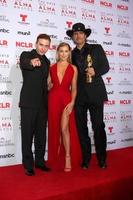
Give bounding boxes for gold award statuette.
[86,54,93,83]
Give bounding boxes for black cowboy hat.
[66,22,91,38]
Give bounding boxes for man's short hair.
[36,34,51,43]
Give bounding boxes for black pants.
[20,106,47,169]
[75,101,107,163]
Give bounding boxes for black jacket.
[72,43,109,104]
[19,49,50,108]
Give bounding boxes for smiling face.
[57,43,71,62]
[35,38,50,55]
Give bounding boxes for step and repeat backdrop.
[0,0,133,166]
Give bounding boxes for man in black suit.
[19,34,51,175]
[66,23,109,169]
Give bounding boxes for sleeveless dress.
[48,63,81,170]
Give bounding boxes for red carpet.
[0,147,133,200]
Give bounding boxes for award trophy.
[86,54,93,83]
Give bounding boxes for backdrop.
[0,0,133,166]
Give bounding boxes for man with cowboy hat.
[66,23,109,169]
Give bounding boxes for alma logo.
[0,59,9,65]
[120,112,132,121]
[16,41,33,48]
[117,4,128,10]
[82,9,96,21]
[100,1,112,7]
[101,13,113,24]
[109,66,115,72]
[117,18,129,26]
[119,66,131,73]
[104,112,116,121]
[0,59,9,64]
[0,102,11,109]
[0,122,12,128]
[38,2,55,14]
[61,6,77,18]
[120,100,131,105]
[14,0,32,10]
[0,40,8,46]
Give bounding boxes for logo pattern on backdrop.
[0,0,133,166]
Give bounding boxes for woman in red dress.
[48,42,81,172]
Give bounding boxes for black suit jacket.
[72,43,109,105]
[19,49,50,108]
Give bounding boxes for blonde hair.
[56,42,72,63]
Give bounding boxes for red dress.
[48,63,81,170]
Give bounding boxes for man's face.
[36,38,50,55]
[72,31,87,45]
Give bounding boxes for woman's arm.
[47,72,53,90]
[47,64,55,90]
[65,65,78,115]
[71,65,78,105]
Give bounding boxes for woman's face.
[58,45,70,62]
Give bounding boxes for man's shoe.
[24,168,35,176]
[35,164,51,172]
[81,161,89,169]
[99,160,107,169]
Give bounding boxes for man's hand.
[85,67,95,77]
[30,58,41,67]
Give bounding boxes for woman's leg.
[61,109,71,171]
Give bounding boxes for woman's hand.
[48,81,53,91]
[64,102,74,115]
[47,73,53,91]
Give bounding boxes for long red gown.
[48,63,81,170]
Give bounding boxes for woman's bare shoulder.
[70,64,77,73]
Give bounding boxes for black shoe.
[35,164,51,172]
[24,168,35,176]
[81,161,89,169]
[99,160,107,169]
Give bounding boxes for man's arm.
[94,44,110,77]
[20,51,42,71]
[20,51,35,71]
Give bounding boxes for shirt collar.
[74,43,89,53]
